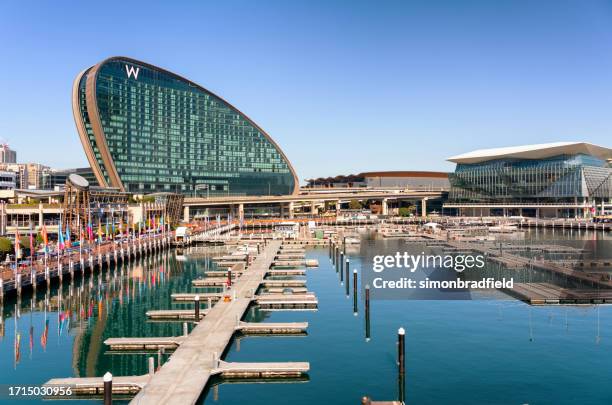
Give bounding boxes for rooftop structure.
[447,142,612,164]
[306,171,449,190]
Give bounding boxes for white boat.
[489,225,518,233]
[344,236,361,244]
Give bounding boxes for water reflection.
[1,228,611,405]
[0,245,233,401]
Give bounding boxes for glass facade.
[43,167,99,190]
[75,57,297,196]
[449,154,612,203]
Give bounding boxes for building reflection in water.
[0,245,229,380]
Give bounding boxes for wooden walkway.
[45,375,150,395]
[272,259,319,268]
[441,237,612,290]
[504,282,612,305]
[45,360,309,395]
[193,269,306,280]
[104,322,309,350]
[44,240,311,403]
[188,279,306,291]
[130,240,307,404]
[212,360,309,378]
[146,309,209,320]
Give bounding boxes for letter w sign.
[125,65,140,80]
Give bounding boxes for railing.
[443,202,592,208]
[0,231,172,294]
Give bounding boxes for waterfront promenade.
[0,232,171,298]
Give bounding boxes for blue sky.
[1,0,612,182]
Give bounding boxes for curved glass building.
[72,56,298,196]
[444,142,612,217]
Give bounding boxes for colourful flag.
[14,229,21,259]
[40,319,49,350]
[88,210,93,242]
[29,224,34,257]
[41,225,48,252]
[65,227,71,248]
[14,332,21,364]
[29,325,33,355]
[58,221,64,251]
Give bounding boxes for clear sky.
[1,0,612,182]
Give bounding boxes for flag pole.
[78,214,82,266]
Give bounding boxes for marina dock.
[146,309,209,320]
[505,282,612,305]
[45,361,309,395]
[46,240,311,403]
[440,237,612,290]
[105,322,309,350]
[131,240,308,404]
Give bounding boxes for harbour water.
[1,229,611,405]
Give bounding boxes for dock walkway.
[130,240,304,405]
[442,237,612,290]
[104,322,309,350]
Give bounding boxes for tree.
[0,237,12,256]
[398,206,416,217]
[348,200,363,210]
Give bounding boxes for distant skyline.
[1,0,612,183]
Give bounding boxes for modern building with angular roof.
[445,142,612,218]
[73,56,298,197]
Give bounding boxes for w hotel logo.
[125,65,140,80]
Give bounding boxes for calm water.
[1,229,612,405]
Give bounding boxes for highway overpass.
[182,189,447,221]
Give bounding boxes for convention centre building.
[443,142,612,218]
